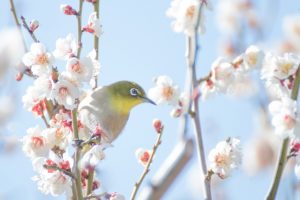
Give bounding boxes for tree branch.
[130,129,164,200]
[76,0,84,58]
[266,68,300,200]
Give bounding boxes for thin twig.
[266,68,300,200]
[21,16,39,43]
[185,1,212,199]
[130,129,164,200]
[84,193,107,200]
[43,164,76,179]
[41,113,50,128]
[72,109,84,200]
[9,0,28,52]
[92,0,100,89]
[197,73,211,85]
[76,0,84,58]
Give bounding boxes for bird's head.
[108,81,156,114]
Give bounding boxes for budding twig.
[9,0,28,52]
[185,1,212,199]
[130,129,164,200]
[43,164,76,179]
[21,16,39,43]
[266,68,300,200]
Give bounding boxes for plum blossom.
[268,97,298,138]
[211,57,235,92]
[242,45,264,70]
[22,126,49,159]
[22,43,54,76]
[65,57,93,82]
[80,144,106,169]
[208,137,242,178]
[32,154,73,197]
[51,78,80,110]
[199,79,216,100]
[43,127,71,150]
[148,75,179,105]
[135,148,152,166]
[261,53,300,80]
[83,12,102,37]
[53,34,77,60]
[170,92,190,117]
[166,0,210,36]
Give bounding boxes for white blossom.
[211,57,235,92]
[148,75,180,105]
[53,34,77,60]
[32,155,72,197]
[22,43,54,76]
[166,0,208,36]
[65,57,93,83]
[199,79,216,100]
[243,45,265,70]
[269,97,298,138]
[51,78,80,110]
[80,144,106,168]
[22,126,49,159]
[261,53,300,80]
[170,92,190,117]
[83,12,102,37]
[208,137,242,178]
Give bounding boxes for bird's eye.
[130,88,138,96]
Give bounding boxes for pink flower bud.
[135,148,152,166]
[16,72,23,81]
[153,118,163,133]
[60,4,77,15]
[29,20,39,32]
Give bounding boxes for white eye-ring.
[130,88,139,96]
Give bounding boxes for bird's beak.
[141,96,156,105]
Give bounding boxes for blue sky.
[1,0,300,199]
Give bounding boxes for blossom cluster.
[148,75,190,118]
[208,137,242,179]
[199,45,264,99]
[19,5,125,198]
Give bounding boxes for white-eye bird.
[78,81,156,143]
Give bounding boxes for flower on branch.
[53,34,77,60]
[268,97,298,139]
[148,75,179,105]
[32,153,73,197]
[166,0,210,36]
[22,43,54,76]
[22,126,49,159]
[83,12,102,37]
[208,137,242,179]
[135,148,153,166]
[51,78,80,110]
[65,57,94,83]
[80,144,106,169]
[60,4,77,16]
[29,19,39,32]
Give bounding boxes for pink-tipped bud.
[135,148,152,166]
[16,72,23,81]
[29,20,39,32]
[60,4,77,15]
[153,119,163,133]
[291,139,300,154]
[170,108,182,118]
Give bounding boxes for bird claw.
[72,139,84,147]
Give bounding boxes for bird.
[78,81,156,143]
